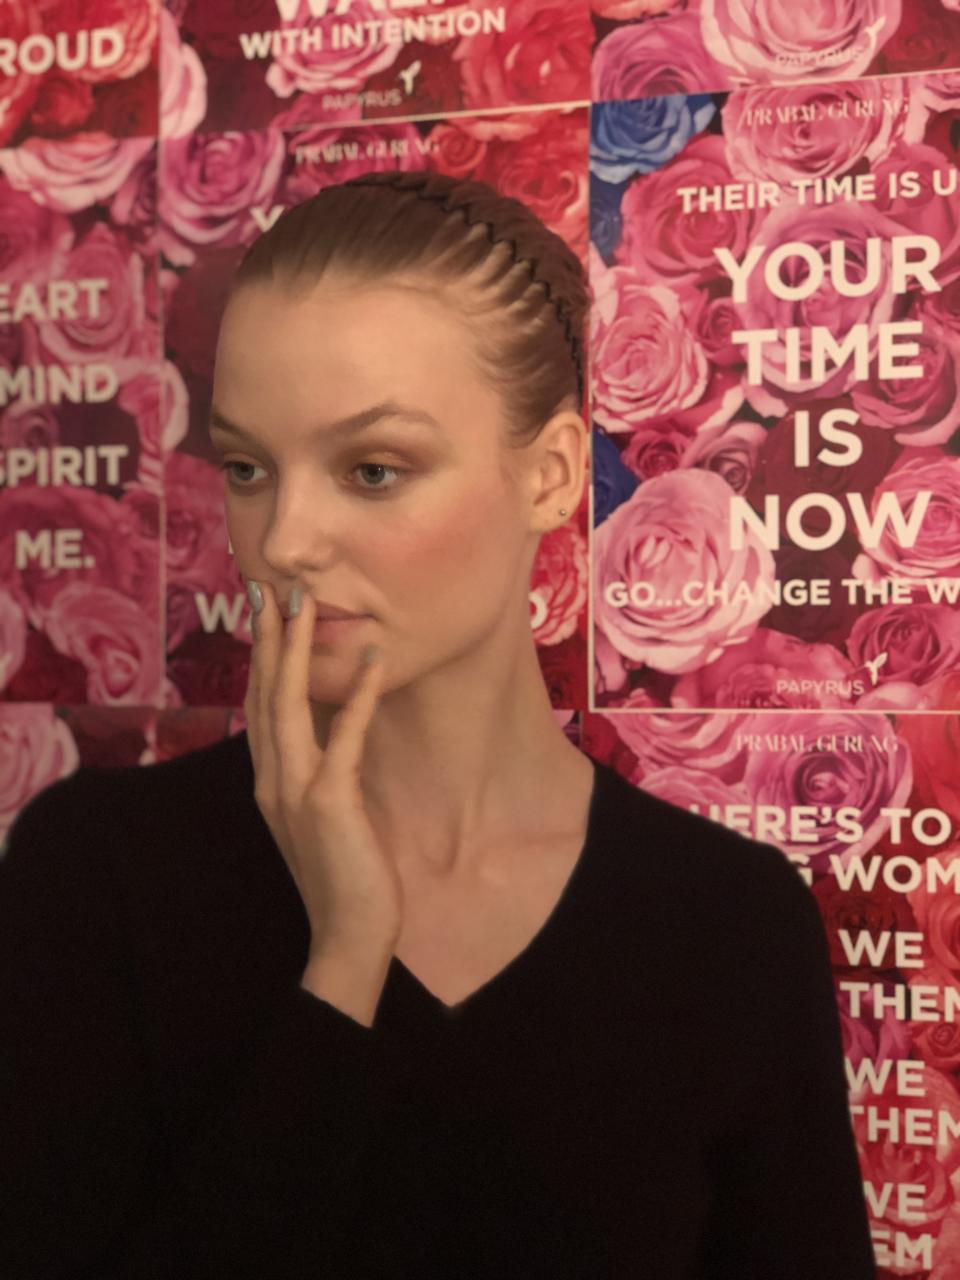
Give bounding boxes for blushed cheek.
[382,498,515,617]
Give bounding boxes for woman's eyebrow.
[207,402,442,442]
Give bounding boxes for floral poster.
[592,0,960,101]
[591,75,960,713]
[169,0,592,135]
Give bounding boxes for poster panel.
[159,106,590,708]
[0,134,164,707]
[169,0,591,135]
[583,699,960,1272]
[590,75,960,713]
[592,0,960,100]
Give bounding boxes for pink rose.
[593,12,733,99]
[454,0,591,109]
[850,311,960,447]
[158,129,285,267]
[0,183,73,283]
[638,766,751,815]
[701,0,902,84]
[852,1064,960,1253]
[872,143,960,282]
[0,132,153,213]
[282,120,423,205]
[0,706,78,840]
[264,0,401,98]
[908,847,960,970]
[904,70,960,144]
[0,486,160,627]
[732,202,905,417]
[680,420,766,495]
[34,223,154,367]
[594,469,776,676]
[619,418,695,482]
[159,6,206,139]
[595,708,750,784]
[724,79,907,186]
[0,403,59,451]
[592,0,681,14]
[590,253,708,432]
[530,522,587,646]
[42,582,162,705]
[165,451,233,584]
[740,710,913,865]
[111,145,158,255]
[836,975,914,1067]
[422,120,488,178]
[852,451,960,583]
[616,134,759,293]
[848,603,960,689]
[908,966,960,1072]
[672,628,858,709]
[115,358,189,494]
[693,295,748,369]
[0,588,26,692]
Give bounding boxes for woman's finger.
[272,587,320,796]
[322,646,384,790]
[254,579,285,803]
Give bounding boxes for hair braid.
[234,167,588,437]
[343,170,585,405]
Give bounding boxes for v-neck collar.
[379,755,610,1022]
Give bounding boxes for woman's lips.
[311,614,372,642]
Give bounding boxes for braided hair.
[233,168,587,441]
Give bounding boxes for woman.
[0,171,874,1279]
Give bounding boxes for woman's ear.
[527,408,588,531]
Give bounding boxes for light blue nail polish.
[288,585,302,617]
[246,579,264,613]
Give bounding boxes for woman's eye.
[218,459,407,494]
[219,460,266,487]
[351,462,406,493]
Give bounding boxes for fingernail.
[246,579,264,613]
[288,585,302,617]
[360,643,379,666]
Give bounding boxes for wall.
[2,3,960,1273]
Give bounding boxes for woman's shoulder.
[590,754,813,923]
[4,730,255,861]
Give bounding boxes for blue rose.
[593,426,638,527]
[590,94,716,185]
[590,176,627,263]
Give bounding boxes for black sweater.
[0,730,875,1279]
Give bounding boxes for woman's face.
[210,275,544,701]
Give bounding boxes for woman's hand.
[244,580,404,964]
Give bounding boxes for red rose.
[28,73,94,137]
[152,707,234,762]
[87,65,159,138]
[454,0,591,109]
[166,630,250,707]
[745,397,903,548]
[45,0,159,84]
[164,248,244,381]
[476,108,589,259]
[0,1,40,147]
[0,627,89,705]
[58,705,152,767]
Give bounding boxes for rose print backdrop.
[3,0,960,1274]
